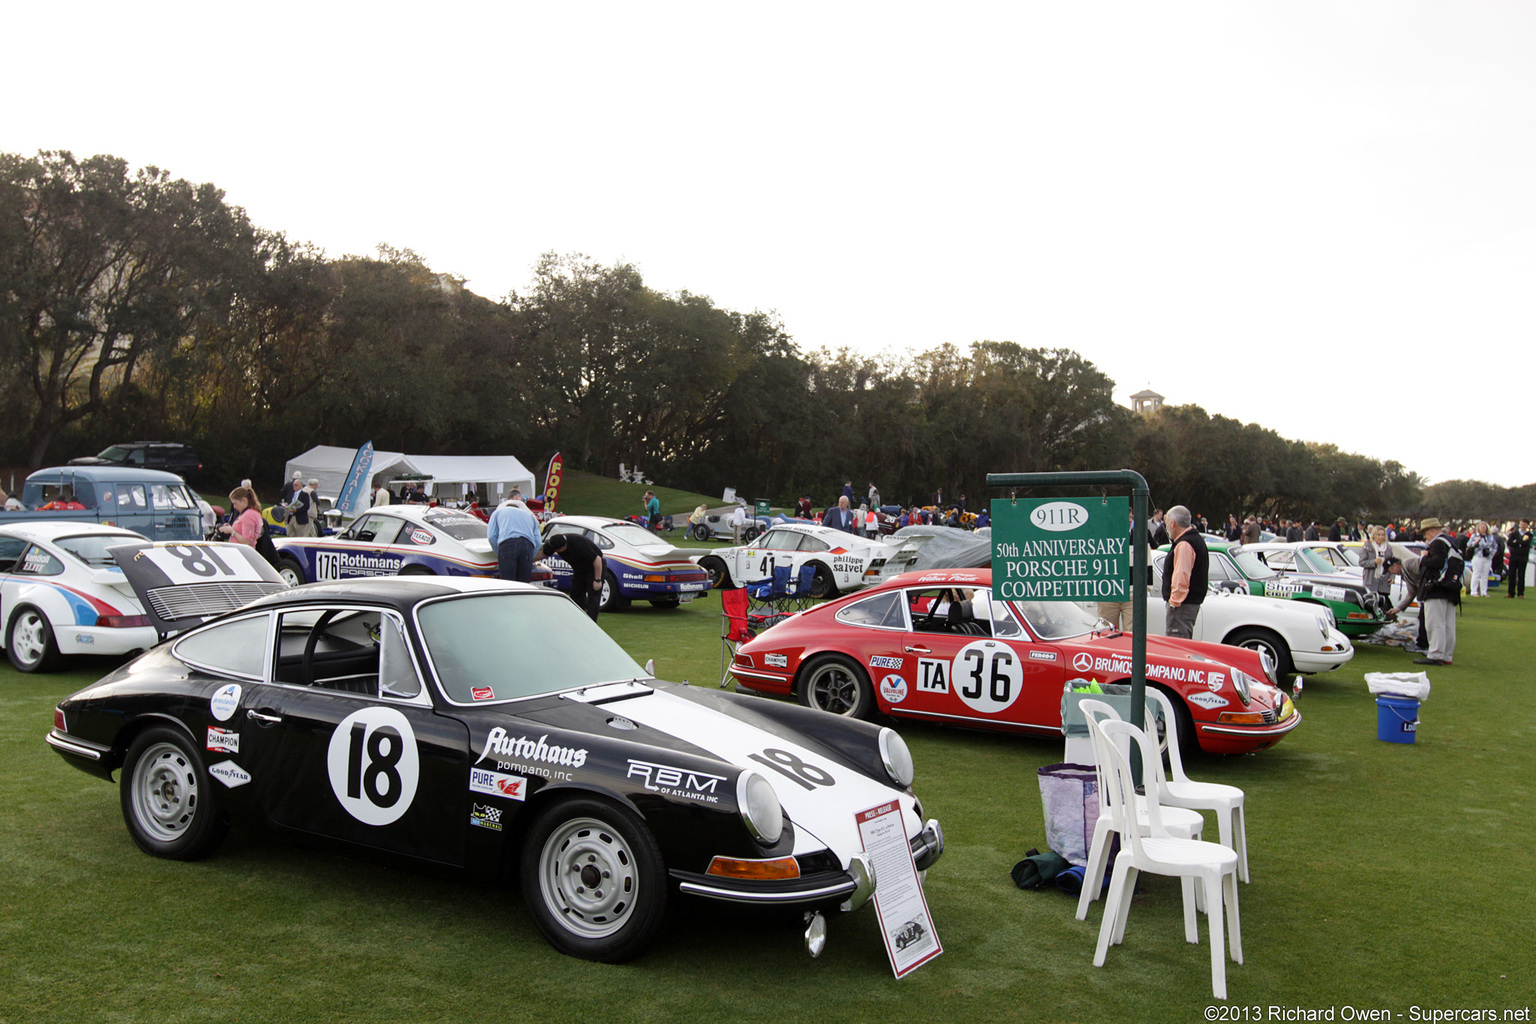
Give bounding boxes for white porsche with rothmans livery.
[694,523,929,598]
[273,504,549,588]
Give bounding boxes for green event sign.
[991,496,1130,601]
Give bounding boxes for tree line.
[1,150,1517,522]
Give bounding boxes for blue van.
[8,467,203,541]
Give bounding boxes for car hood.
[505,681,918,859]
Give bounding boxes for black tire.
[7,606,60,673]
[797,653,873,719]
[519,797,667,963]
[699,556,731,590]
[599,570,628,612]
[743,525,763,543]
[649,596,681,609]
[1152,685,1198,760]
[689,523,712,541]
[1225,626,1294,681]
[276,555,306,587]
[807,563,836,599]
[399,565,434,576]
[120,726,228,861]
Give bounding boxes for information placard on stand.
[855,801,942,978]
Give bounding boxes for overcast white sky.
[6,2,1533,487]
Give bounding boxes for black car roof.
[238,577,544,615]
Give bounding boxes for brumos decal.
[477,729,588,771]
[879,674,908,704]
[316,551,404,580]
[1070,651,1232,687]
[326,707,420,827]
[626,759,726,803]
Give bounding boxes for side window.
[128,449,146,465]
[119,485,148,510]
[587,529,613,550]
[765,531,803,552]
[1206,556,1233,581]
[834,590,904,629]
[16,544,64,576]
[972,591,1016,638]
[798,535,829,553]
[174,614,272,680]
[0,537,27,573]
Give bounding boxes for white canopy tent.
[284,446,538,504]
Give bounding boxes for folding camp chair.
[792,563,818,610]
[719,586,754,688]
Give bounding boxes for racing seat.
[947,600,989,637]
[719,586,754,688]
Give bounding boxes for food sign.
[991,497,1129,602]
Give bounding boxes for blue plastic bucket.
[1375,694,1420,744]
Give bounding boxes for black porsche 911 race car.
[45,542,942,963]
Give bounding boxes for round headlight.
[879,727,915,789]
[1230,667,1254,704]
[736,770,784,844]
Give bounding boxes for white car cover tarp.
[284,446,537,503]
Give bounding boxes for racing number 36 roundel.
[953,640,1021,716]
[325,707,420,826]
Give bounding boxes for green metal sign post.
[986,471,1152,764]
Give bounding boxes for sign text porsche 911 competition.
[991,497,1129,601]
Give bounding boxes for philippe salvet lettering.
[626,759,724,802]
[477,728,587,768]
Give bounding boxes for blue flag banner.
[335,442,374,516]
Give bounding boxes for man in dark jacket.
[541,532,606,621]
[822,496,858,534]
[1415,518,1460,665]
[1508,518,1532,598]
[1161,506,1208,639]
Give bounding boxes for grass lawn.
[1,594,1532,1022]
[553,470,750,523]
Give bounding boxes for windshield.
[417,591,646,703]
[1294,546,1346,575]
[1011,599,1104,640]
[423,510,487,541]
[1230,550,1278,580]
[55,534,138,567]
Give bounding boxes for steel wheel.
[276,556,305,587]
[798,654,873,719]
[520,798,666,962]
[7,607,59,672]
[1227,626,1293,681]
[120,727,227,860]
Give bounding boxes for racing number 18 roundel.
[326,707,420,826]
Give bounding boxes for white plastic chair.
[1092,716,1243,1000]
[1146,688,1250,883]
[1074,699,1206,923]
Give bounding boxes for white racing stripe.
[614,689,919,861]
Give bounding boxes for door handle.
[246,709,282,725]
[904,645,931,654]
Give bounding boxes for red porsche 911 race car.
[728,569,1299,756]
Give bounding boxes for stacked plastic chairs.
[1086,713,1244,1000]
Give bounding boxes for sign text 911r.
[991,497,1129,601]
